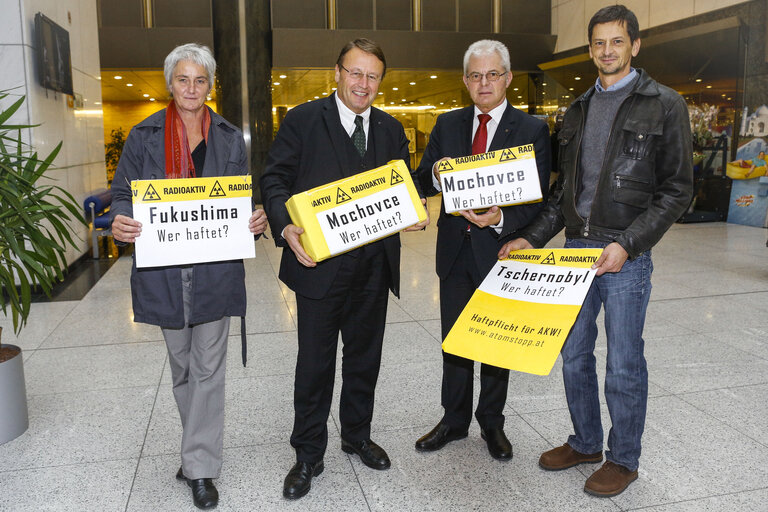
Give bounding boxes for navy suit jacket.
[260,94,418,299]
[416,103,551,280]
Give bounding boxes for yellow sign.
[285,160,426,262]
[442,248,602,375]
[131,175,255,268]
[438,144,542,213]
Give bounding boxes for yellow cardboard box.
[286,160,426,262]
[437,144,542,214]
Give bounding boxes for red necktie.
[472,114,491,155]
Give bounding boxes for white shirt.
[432,100,508,231]
[335,92,370,151]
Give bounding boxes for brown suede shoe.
[539,443,603,471]
[584,461,638,497]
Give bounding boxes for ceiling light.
[517,95,522,98]
[706,85,712,89]
[542,83,547,86]
[143,93,149,97]
[322,92,327,95]
[378,92,383,95]
[695,78,702,83]
[401,98,406,102]
[569,87,574,91]
[314,96,319,99]
[114,75,122,80]
[430,75,437,79]
[727,97,732,100]
[149,98,155,101]
[392,87,398,90]
[94,101,101,105]
[722,94,727,97]
[409,82,415,85]
[513,88,518,91]
[332,87,337,91]
[574,76,581,81]
[273,82,280,85]
[279,74,287,79]
[126,83,133,87]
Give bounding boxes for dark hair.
[588,5,640,43]
[336,38,387,78]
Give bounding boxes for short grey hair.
[164,43,216,95]
[463,40,511,74]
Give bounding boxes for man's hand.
[404,198,430,232]
[112,214,141,243]
[592,242,628,275]
[459,206,501,228]
[249,208,268,235]
[498,237,533,259]
[283,224,316,267]
[432,157,450,182]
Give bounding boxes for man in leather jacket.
[500,5,693,497]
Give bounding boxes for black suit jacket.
[261,94,418,299]
[416,103,551,280]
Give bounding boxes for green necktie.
[352,115,366,157]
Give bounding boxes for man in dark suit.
[261,38,428,500]
[414,39,550,460]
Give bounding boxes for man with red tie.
[414,39,551,460]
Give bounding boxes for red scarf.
[164,100,211,179]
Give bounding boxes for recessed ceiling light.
[273,82,280,85]
[314,96,319,99]
[695,78,702,83]
[542,83,547,86]
[430,75,437,79]
[722,94,727,97]
[390,101,394,104]
[143,93,149,97]
[440,102,444,105]
[727,97,732,100]
[126,83,133,87]
[149,98,155,101]
[409,82,415,85]
[513,88,518,91]
[401,98,406,101]
[279,74,287,79]
[392,87,398,90]
[332,87,337,91]
[94,101,101,105]
[706,85,712,89]
[378,92,383,95]
[322,92,327,95]
[569,87,574,91]
[517,95,522,98]
[114,75,122,80]
[574,76,581,81]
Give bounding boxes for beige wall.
[552,0,748,51]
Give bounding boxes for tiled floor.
[1,197,767,511]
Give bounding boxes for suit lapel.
[371,108,386,166]
[461,107,474,156]
[322,94,352,177]
[489,103,515,151]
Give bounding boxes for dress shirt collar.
[595,67,638,93]
[335,92,371,136]
[473,99,507,125]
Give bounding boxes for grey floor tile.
[0,301,78,351]
[611,395,768,509]
[646,333,768,393]
[634,488,768,511]
[144,373,305,457]
[24,342,166,395]
[355,424,617,512]
[380,321,442,366]
[0,459,136,512]
[679,384,768,445]
[128,447,367,511]
[230,300,297,334]
[0,387,155,471]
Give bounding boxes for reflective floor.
[1,197,767,511]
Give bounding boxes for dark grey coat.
[110,107,248,328]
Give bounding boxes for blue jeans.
[561,239,652,471]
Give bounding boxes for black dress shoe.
[175,467,219,509]
[341,438,391,470]
[283,461,324,500]
[481,428,513,460]
[415,422,468,452]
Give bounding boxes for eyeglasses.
[466,71,507,83]
[339,64,382,83]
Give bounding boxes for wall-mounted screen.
[35,13,73,95]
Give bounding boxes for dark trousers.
[440,235,509,431]
[291,246,389,463]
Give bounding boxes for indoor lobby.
[2,0,768,510]
[0,200,767,511]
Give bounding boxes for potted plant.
[0,91,85,444]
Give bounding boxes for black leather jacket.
[520,69,693,259]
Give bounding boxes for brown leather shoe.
[584,461,638,497]
[539,443,603,471]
